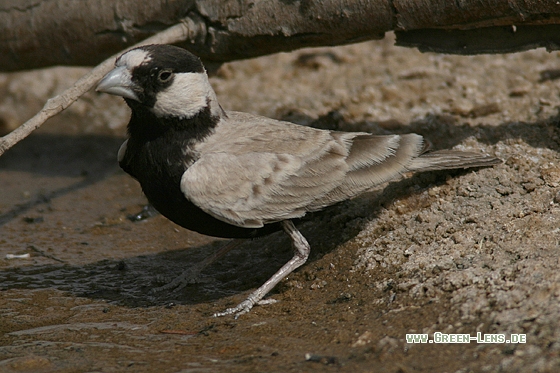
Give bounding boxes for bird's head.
[96,44,221,120]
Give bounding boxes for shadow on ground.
[1,111,559,309]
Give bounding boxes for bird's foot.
[213,298,278,319]
[213,221,309,318]
[213,299,254,318]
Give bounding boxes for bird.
[96,44,500,317]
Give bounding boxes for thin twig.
[0,19,192,157]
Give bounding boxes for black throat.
[125,99,219,143]
[121,102,219,213]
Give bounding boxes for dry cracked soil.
[1,33,560,372]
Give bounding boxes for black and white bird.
[96,44,500,317]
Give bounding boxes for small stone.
[553,190,560,204]
[352,331,373,347]
[0,355,52,371]
[468,102,500,118]
[541,165,560,187]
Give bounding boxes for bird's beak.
[96,65,140,102]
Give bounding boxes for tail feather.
[408,149,501,172]
[306,134,500,212]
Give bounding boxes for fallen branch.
[1,0,559,71]
[0,20,192,157]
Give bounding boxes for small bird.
[96,44,500,317]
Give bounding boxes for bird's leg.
[152,239,244,293]
[214,220,310,318]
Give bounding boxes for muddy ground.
[1,34,560,372]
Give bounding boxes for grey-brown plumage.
[185,112,497,228]
[96,44,500,317]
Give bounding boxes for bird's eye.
[157,69,173,83]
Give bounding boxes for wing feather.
[181,114,358,227]
[180,112,472,229]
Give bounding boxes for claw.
[213,297,279,318]
[213,299,255,318]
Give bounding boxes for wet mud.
[1,34,560,372]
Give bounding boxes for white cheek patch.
[151,72,215,119]
[117,49,152,69]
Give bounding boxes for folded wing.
[181,113,498,228]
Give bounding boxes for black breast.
[120,106,281,239]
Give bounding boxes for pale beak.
[96,65,140,101]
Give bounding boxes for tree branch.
[2,0,559,71]
[0,20,192,157]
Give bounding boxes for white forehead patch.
[117,49,152,69]
[151,72,219,119]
